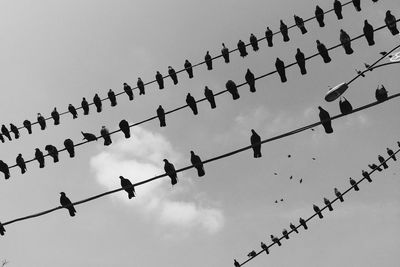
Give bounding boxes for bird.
[312,157,316,161]
[280,20,290,42]
[340,29,353,55]
[363,20,375,46]
[186,93,198,115]
[352,0,361,12]
[398,141,400,148]
[225,80,240,100]
[0,222,5,236]
[119,120,131,138]
[237,39,248,57]
[221,43,230,63]
[23,120,32,134]
[234,259,240,267]
[289,175,293,180]
[299,217,308,230]
[64,139,75,158]
[385,10,399,36]
[0,134,5,143]
[157,105,166,127]
[387,148,396,161]
[369,164,382,172]
[295,48,307,75]
[288,154,291,158]
[93,93,102,113]
[275,57,287,83]
[124,82,135,100]
[334,0,343,20]
[378,155,388,169]
[247,250,257,258]
[316,40,331,63]
[324,197,333,211]
[45,145,59,163]
[294,15,307,34]
[204,51,213,70]
[155,71,164,89]
[168,66,178,85]
[51,107,60,125]
[356,69,365,77]
[376,85,390,101]
[260,242,269,254]
[364,63,372,70]
[282,229,289,239]
[249,33,259,51]
[299,179,303,183]
[9,123,19,139]
[1,125,11,141]
[190,151,205,177]
[164,159,177,185]
[119,176,135,199]
[136,79,145,96]
[68,104,78,119]
[280,198,284,202]
[37,113,46,130]
[245,69,256,93]
[315,5,325,27]
[275,200,278,204]
[270,234,281,246]
[81,131,97,142]
[107,89,117,107]
[250,129,262,158]
[362,170,372,182]
[334,187,344,202]
[184,59,193,78]
[318,106,333,134]
[100,126,112,146]
[35,148,45,168]
[380,51,388,56]
[349,177,359,191]
[339,97,353,115]
[16,153,27,174]
[81,97,89,115]
[204,86,216,109]
[59,192,76,217]
[290,223,298,233]
[0,160,10,179]
[313,204,323,218]
[274,172,278,176]
[265,27,273,47]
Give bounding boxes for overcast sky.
[0,0,400,266]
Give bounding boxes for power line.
[3,20,398,176]
[236,146,400,267]
[1,93,399,229]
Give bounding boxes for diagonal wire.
[237,147,400,266]
[1,93,400,228]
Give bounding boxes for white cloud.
[90,126,224,235]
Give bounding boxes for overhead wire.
[1,93,400,228]
[236,146,400,266]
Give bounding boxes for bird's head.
[60,192,65,196]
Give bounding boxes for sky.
[0,0,400,266]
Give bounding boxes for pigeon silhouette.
[186,93,198,115]
[23,120,32,134]
[340,29,353,55]
[82,131,98,142]
[294,15,307,34]
[280,20,290,42]
[318,106,333,134]
[164,159,177,185]
[123,82,135,100]
[349,177,359,191]
[265,27,273,47]
[93,94,102,113]
[352,0,361,11]
[168,66,178,85]
[385,10,399,35]
[204,86,216,109]
[299,217,308,229]
[107,89,117,107]
[155,71,164,89]
[387,148,396,161]
[271,234,281,246]
[295,48,307,75]
[184,59,193,78]
[0,222,5,236]
[234,259,240,267]
[275,57,287,83]
[81,97,89,115]
[35,148,45,168]
[363,20,375,46]
[221,43,230,63]
[119,120,131,138]
[68,104,78,119]
[282,229,289,239]
[119,176,135,199]
[356,69,365,77]
[250,129,262,158]
[0,160,10,179]
[225,80,240,100]
[245,69,256,92]
[334,0,343,20]
[10,123,19,139]
[45,145,59,163]
[157,105,166,127]
[64,139,75,158]
[205,51,213,70]
[51,108,60,125]
[60,192,76,217]
[324,197,333,211]
[339,97,353,115]
[369,164,382,172]
[37,113,46,130]
[190,151,205,177]
[16,153,27,174]
[247,250,256,258]
[136,79,144,96]
[100,126,112,146]
[378,155,388,169]
[313,204,323,218]
[290,223,298,233]
[362,170,372,182]
[249,33,259,51]
[315,5,325,27]
[376,85,388,102]
[1,125,11,141]
[237,40,248,57]
[260,242,269,254]
[334,187,344,202]
[316,40,331,63]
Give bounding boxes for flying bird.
[136,79,144,96]
[35,148,45,168]
[45,145,59,163]
[157,105,166,127]
[23,120,32,134]
[204,51,213,70]
[275,57,287,83]
[155,71,164,89]
[318,106,333,134]
[315,5,325,27]
[340,29,353,55]
[299,217,308,230]
[280,20,290,42]
[93,94,102,113]
[378,155,388,169]
[186,93,198,115]
[249,33,259,51]
[81,131,98,142]
[163,159,177,185]
[119,120,131,138]
[184,59,193,78]
[59,192,76,217]
[294,15,307,34]
[124,82,135,99]
[168,66,178,85]
[16,153,27,174]
[316,40,331,63]
[237,39,248,57]
[107,89,117,107]
[290,223,298,233]
[369,164,382,172]
[362,170,372,182]
[250,129,262,158]
[1,125,11,141]
[349,177,359,191]
[363,20,375,46]
[64,139,75,158]
[313,204,323,219]
[81,97,89,115]
[119,176,135,199]
[324,197,333,211]
[334,187,344,202]
[265,27,273,47]
[282,229,289,239]
[225,80,240,100]
[270,234,281,246]
[221,43,230,63]
[204,86,216,109]
[295,48,307,75]
[260,242,269,254]
[100,126,112,146]
[387,148,396,161]
[245,69,256,92]
[333,0,343,20]
[0,160,10,179]
[51,108,60,125]
[190,151,205,177]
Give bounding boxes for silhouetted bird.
[313,204,323,218]
[205,51,213,70]
[340,29,353,55]
[315,5,325,27]
[339,97,353,115]
[136,79,145,96]
[184,60,193,78]
[316,40,331,63]
[378,155,388,169]
[356,69,365,77]
[249,33,259,51]
[369,164,382,172]
[380,51,388,56]
[37,113,46,130]
[265,27,273,47]
[23,120,32,134]
[168,66,178,85]
[247,250,257,258]
[124,82,134,100]
[245,69,256,92]
[107,89,117,107]
[363,20,375,46]
[0,160,10,179]
[364,63,372,70]
[45,145,59,163]
[349,177,359,191]
[352,0,361,11]
[299,178,303,184]
[372,0,378,2]
[100,126,112,146]
[119,176,135,199]
[204,86,216,109]
[35,148,45,168]
[157,105,166,127]
[289,175,293,179]
[271,234,281,246]
[221,43,230,63]
[190,151,205,177]
[119,120,130,138]
[0,134,4,143]
[64,139,75,158]
[51,108,60,125]
[16,153,26,174]
[318,106,333,134]
[81,131,97,142]
[375,85,388,102]
[398,141,400,148]
[0,222,5,236]
[324,197,333,211]
[282,229,289,239]
[234,259,240,267]
[186,93,198,115]
[334,187,344,202]
[334,0,343,20]
[362,170,372,182]
[237,40,248,57]
[280,20,290,42]
[387,148,396,161]
[93,94,102,113]
[250,129,262,158]
[225,80,240,100]
[295,48,307,75]
[261,242,269,254]
[0,125,11,141]
[294,15,307,34]
[81,97,89,115]
[60,192,76,217]
[299,217,308,229]
[10,123,19,139]
[290,223,298,233]
[385,10,399,35]
[275,57,287,83]
[164,159,177,185]
[156,71,164,89]
[68,104,78,119]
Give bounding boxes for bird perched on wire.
[318,106,333,134]
[363,20,375,46]
[23,120,32,134]
[249,33,259,51]
[282,229,289,239]
[16,153,27,174]
[45,145,59,163]
[124,82,135,100]
[136,79,144,96]
[64,139,75,158]
[313,204,323,218]
[1,125,11,141]
[334,187,344,202]
[184,59,193,79]
[265,27,273,47]
[355,69,365,77]
[81,97,89,115]
[60,192,76,217]
[261,242,269,254]
[234,259,240,267]
[205,51,213,70]
[157,105,166,127]
[37,113,46,130]
[339,97,353,115]
[237,40,248,57]
[315,5,325,27]
[362,170,372,183]
[51,107,60,125]
[119,176,135,199]
[275,57,287,83]
[387,148,396,161]
[385,10,399,36]
[369,164,382,172]
[155,71,164,89]
[168,66,178,85]
[334,0,343,20]
[221,43,230,63]
[299,217,308,229]
[119,120,131,138]
[340,29,353,55]
[81,131,98,142]
[295,48,307,75]
[204,86,216,109]
[250,129,262,158]
[0,160,10,179]
[245,69,256,92]
[190,151,205,177]
[186,93,198,115]
[290,223,298,233]
[316,40,331,63]
[324,197,333,211]
[247,250,257,258]
[93,93,102,113]
[68,104,78,119]
[280,20,290,42]
[380,51,388,56]
[270,234,281,246]
[107,89,117,107]
[225,80,240,100]
[378,155,388,169]
[163,159,177,185]
[9,123,19,139]
[35,148,45,168]
[0,222,5,236]
[352,0,361,12]
[294,15,307,34]
[100,126,112,146]
[349,177,359,191]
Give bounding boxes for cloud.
[90,126,224,235]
